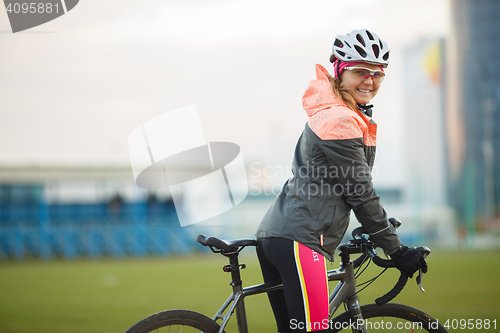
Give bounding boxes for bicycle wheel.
[125,309,225,333]
[328,303,448,332]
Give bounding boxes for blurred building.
[403,38,447,207]
[446,0,500,238]
[400,37,458,247]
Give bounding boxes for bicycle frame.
[212,247,364,333]
[127,231,437,333]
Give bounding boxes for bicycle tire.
[328,303,448,332]
[125,309,225,333]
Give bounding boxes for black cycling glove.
[390,245,428,278]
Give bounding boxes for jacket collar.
[302,64,348,117]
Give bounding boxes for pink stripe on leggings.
[294,242,329,332]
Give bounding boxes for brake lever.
[415,246,430,293]
[417,268,425,292]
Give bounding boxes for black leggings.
[257,237,329,333]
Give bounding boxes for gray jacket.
[255,64,401,261]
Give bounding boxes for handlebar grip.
[366,244,429,306]
[351,227,366,239]
[372,255,396,268]
[375,272,408,306]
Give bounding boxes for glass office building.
[446,0,500,233]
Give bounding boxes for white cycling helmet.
[329,29,390,68]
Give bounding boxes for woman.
[255,29,427,333]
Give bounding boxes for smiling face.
[340,63,383,104]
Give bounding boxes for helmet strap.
[357,103,373,117]
[336,59,342,83]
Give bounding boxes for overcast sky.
[0,0,449,186]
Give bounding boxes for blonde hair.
[325,72,357,112]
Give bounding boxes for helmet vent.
[334,39,343,48]
[379,39,384,50]
[337,51,346,57]
[356,34,365,46]
[354,45,367,58]
[372,44,380,58]
[382,51,389,61]
[366,30,374,41]
[344,40,351,48]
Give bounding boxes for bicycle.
[125,222,448,333]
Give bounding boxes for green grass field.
[0,250,499,332]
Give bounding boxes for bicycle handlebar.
[361,244,406,306]
[375,272,409,306]
[351,226,430,306]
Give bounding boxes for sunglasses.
[344,66,385,82]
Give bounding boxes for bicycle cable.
[354,256,371,278]
[350,267,389,298]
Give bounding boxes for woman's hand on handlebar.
[390,245,428,278]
